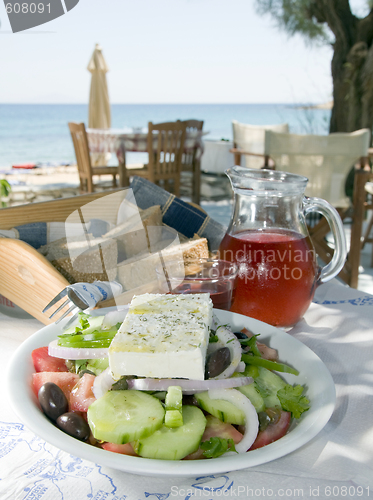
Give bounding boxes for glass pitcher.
[218,167,347,327]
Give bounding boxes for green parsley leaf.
[209,335,219,343]
[277,384,311,419]
[201,437,237,458]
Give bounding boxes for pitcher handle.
[303,197,348,284]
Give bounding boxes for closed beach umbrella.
[87,43,111,130]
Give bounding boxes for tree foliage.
[256,0,329,44]
[255,0,373,133]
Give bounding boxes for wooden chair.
[359,181,373,267]
[264,129,372,288]
[68,122,129,194]
[127,121,187,197]
[180,119,204,205]
[230,121,289,169]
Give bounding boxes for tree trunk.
[330,35,373,134]
[306,0,373,133]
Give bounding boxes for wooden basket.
[0,190,127,324]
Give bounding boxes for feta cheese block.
[108,293,213,380]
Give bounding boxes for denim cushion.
[130,176,227,251]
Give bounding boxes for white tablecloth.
[86,128,206,165]
[1,280,373,499]
[201,140,235,174]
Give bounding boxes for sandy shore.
[1,165,81,205]
[1,165,233,206]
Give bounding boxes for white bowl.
[7,308,336,477]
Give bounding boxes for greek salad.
[31,299,310,461]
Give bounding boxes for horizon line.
[0,102,321,106]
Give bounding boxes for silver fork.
[42,287,90,327]
[42,281,123,328]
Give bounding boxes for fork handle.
[68,281,123,309]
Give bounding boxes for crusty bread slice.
[38,235,118,284]
[103,205,163,259]
[116,237,209,291]
[36,202,209,288]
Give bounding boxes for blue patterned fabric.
[7,179,227,251]
[130,176,227,250]
[12,219,112,249]
[15,222,47,248]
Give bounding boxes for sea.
[0,103,331,169]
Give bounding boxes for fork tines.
[55,304,79,325]
[42,288,68,314]
[43,288,79,326]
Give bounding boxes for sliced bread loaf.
[116,237,209,291]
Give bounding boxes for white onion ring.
[208,388,259,453]
[127,376,253,395]
[92,367,116,399]
[208,323,242,379]
[101,306,129,330]
[48,339,108,360]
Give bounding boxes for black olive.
[205,347,231,379]
[56,412,91,441]
[233,331,248,340]
[182,394,197,406]
[38,382,68,422]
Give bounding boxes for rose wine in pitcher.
[219,229,319,327]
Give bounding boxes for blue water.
[0,104,330,167]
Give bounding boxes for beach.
[0,103,331,168]
[1,163,233,207]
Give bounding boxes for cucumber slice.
[254,366,287,409]
[195,391,245,425]
[238,383,265,412]
[165,386,182,411]
[87,390,165,444]
[165,409,183,428]
[165,386,183,428]
[134,405,206,460]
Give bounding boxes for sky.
[0,0,369,104]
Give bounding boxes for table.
[200,140,235,174]
[87,128,206,203]
[87,128,205,165]
[1,280,373,499]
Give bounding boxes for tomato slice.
[32,347,69,372]
[70,373,96,412]
[101,442,138,456]
[184,415,243,460]
[32,372,80,405]
[249,410,291,450]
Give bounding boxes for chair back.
[265,129,371,207]
[232,120,289,169]
[147,121,187,196]
[68,122,94,193]
[180,119,204,171]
